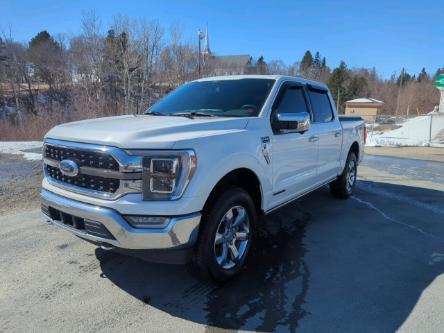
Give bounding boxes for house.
[345,98,384,122]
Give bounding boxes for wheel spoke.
[215,232,224,245]
[235,231,248,241]
[216,243,228,265]
[232,208,246,228]
[225,208,234,222]
[228,243,239,260]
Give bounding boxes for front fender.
[179,131,273,212]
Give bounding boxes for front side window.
[275,86,308,114]
[146,78,275,117]
[308,89,334,123]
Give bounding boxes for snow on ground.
[366,112,444,147]
[0,141,43,160]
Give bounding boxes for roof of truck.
[196,75,328,88]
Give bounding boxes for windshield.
[146,78,275,117]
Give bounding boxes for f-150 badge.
[261,136,271,164]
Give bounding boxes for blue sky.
[1,0,443,78]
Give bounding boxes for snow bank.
[366,113,444,147]
[0,141,43,160]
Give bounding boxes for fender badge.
[261,137,271,164]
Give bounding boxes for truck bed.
[339,115,364,122]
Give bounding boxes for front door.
[269,83,319,207]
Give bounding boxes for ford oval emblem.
[59,159,79,177]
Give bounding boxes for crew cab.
[41,75,365,281]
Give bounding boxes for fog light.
[124,215,171,229]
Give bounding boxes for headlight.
[139,150,196,200]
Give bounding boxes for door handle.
[334,132,342,137]
[309,136,319,143]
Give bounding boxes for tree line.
[268,50,442,115]
[0,13,442,139]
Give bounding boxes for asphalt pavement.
[1,154,444,333]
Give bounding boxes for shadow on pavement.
[96,181,444,332]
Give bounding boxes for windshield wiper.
[172,111,218,119]
[145,111,166,116]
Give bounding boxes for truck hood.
[45,115,249,149]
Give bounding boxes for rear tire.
[330,152,357,199]
[194,187,256,283]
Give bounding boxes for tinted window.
[308,89,333,122]
[146,79,275,117]
[276,87,308,114]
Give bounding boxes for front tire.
[194,187,256,282]
[330,152,357,199]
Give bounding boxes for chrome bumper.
[40,189,201,250]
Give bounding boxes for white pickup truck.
[41,75,365,281]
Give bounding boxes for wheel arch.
[350,141,360,161]
[202,168,263,216]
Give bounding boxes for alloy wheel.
[213,205,250,270]
[346,159,357,193]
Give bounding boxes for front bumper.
[41,189,201,250]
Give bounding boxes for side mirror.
[275,112,311,134]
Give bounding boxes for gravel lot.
[0,153,42,215]
[1,151,444,332]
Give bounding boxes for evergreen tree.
[396,69,412,86]
[29,30,59,49]
[299,50,313,73]
[346,76,368,101]
[434,68,444,78]
[313,52,321,67]
[28,31,62,87]
[327,61,350,113]
[417,68,429,82]
[308,51,323,80]
[256,56,267,75]
[0,37,6,62]
[321,57,327,69]
[245,56,254,73]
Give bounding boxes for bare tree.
[138,19,163,111]
[267,60,288,75]
[160,25,198,86]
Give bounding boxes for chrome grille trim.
[44,139,143,173]
[43,139,143,200]
[43,157,142,180]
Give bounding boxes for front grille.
[46,164,120,193]
[44,144,119,171]
[43,140,142,199]
[42,204,115,240]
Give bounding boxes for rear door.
[269,82,320,206]
[306,86,342,182]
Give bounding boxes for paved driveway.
[1,154,444,332]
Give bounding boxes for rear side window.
[276,86,308,114]
[308,89,333,123]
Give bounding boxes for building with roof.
[212,55,252,75]
[201,26,252,75]
[345,98,384,122]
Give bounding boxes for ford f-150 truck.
[41,75,365,281]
